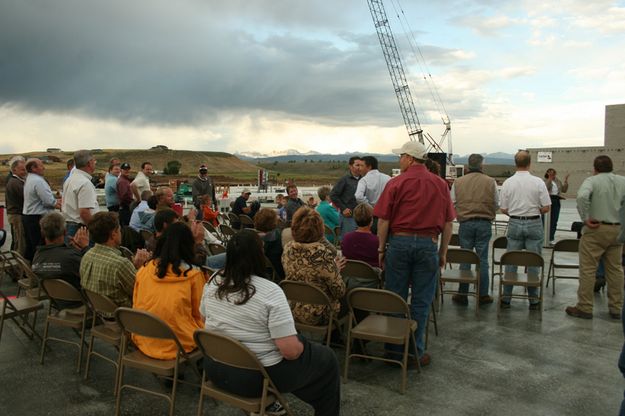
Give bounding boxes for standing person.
[62,158,75,184]
[499,150,551,309]
[355,156,390,207]
[191,164,217,220]
[316,186,339,243]
[130,161,153,203]
[285,184,305,224]
[450,153,499,305]
[5,158,27,256]
[330,156,363,239]
[105,163,121,212]
[200,231,341,416]
[62,149,99,239]
[374,141,455,366]
[566,155,625,320]
[116,163,133,226]
[22,158,61,261]
[543,168,569,245]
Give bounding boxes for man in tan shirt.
[450,154,499,305]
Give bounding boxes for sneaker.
[565,306,593,319]
[251,401,286,416]
[549,240,555,246]
[452,294,468,305]
[418,352,431,367]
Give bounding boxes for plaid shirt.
[80,244,136,307]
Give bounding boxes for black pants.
[204,336,340,416]
[22,214,43,261]
[107,205,120,212]
[119,206,131,226]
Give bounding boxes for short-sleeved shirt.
[80,244,136,307]
[131,171,151,197]
[373,164,455,235]
[499,171,551,217]
[62,168,98,224]
[200,275,296,367]
[232,196,248,216]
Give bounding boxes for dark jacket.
[330,173,360,212]
[116,174,133,207]
[192,176,216,207]
[6,174,25,215]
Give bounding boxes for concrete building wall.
[527,104,625,197]
[606,104,625,148]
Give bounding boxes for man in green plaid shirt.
[80,212,151,307]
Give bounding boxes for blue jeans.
[503,218,543,303]
[339,214,357,240]
[384,235,439,354]
[458,220,491,296]
[205,253,227,270]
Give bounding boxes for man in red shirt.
[374,141,455,367]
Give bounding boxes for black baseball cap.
[120,162,131,170]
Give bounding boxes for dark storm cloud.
[0,0,475,127]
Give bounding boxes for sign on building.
[537,151,553,163]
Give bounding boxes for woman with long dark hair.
[200,231,341,416]
[132,222,206,359]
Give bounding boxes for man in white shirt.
[130,162,153,202]
[62,150,99,240]
[355,156,390,207]
[499,150,551,309]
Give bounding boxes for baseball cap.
[199,164,208,172]
[242,188,252,194]
[392,141,428,160]
[120,162,131,170]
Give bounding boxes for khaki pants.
[577,224,624,314]
[8,213,26,256]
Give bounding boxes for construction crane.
[366,0,453,166]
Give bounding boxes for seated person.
[275,193,287,222]
[200,195,219,227]
[341,203,379,268]
[132,222,205,360]
[254,208,285,281]
[129,190,154,232]
[232,189,260,220]
[32,212,90,309]
[282,207,345,325]
[316,186,339,243]
[80,212,151,307]
[200,231,341,416]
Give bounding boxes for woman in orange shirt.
[132,222,206,359]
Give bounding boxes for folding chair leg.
[84,334,95,381]
[197,372,206,416]
[40,318,50,365]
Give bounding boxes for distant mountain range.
[236,150,515,165]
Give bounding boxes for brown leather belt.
[392,232,438,238]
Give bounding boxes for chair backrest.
[194,329,264,372]
[323,224,335,237]
[83,289,118,316]
[119,246,134,261]
[446,248,480,265]
[208,243,226,256]
[347,288,410,317]
[219,224,236,239]
[449,234,460,247]
[280,280,331,306]
[552,239,579,253]
[0,290,17,313]
[13,252,40,284]
[115,307,178,341]
[202,221,217,235]
[140,230,154,243]
[492,235,508,249]
[500,251,544,268]
[239,215,255,227]
[41,279,84,302]
[342,260,380,282]
[227,212,240,225]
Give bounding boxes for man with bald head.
[499,150,551,310]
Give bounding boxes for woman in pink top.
[340,203,379,267]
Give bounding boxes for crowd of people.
[3,144,625,415]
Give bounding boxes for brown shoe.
[418,352,431,367]
[452,294,468,305]
[565,306,592,319]
[479,295,494,305]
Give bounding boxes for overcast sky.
[1,0,624,156]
